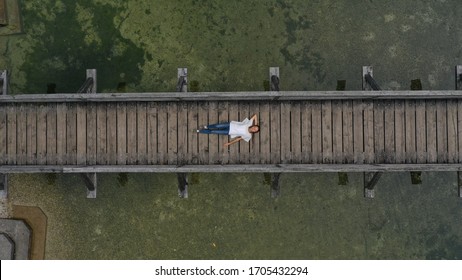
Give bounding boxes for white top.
[229,118,253,142]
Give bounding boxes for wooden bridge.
[1,67,462,198]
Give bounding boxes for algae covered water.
[1,0,462,259]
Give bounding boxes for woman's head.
[249,125,260,133]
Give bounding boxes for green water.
[1,0,462,259]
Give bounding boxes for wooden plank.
[373,100,385,163]
[447,99,458,163]
[126,102,138,164]
[46,103,57,165]
[436,100,448,163]
[197,101,209,164]
[259,101,270,164]
[166,102,177,165]
[137,102,148,164]
[157,102,168,164]
[208,101,218,164]
[177,102,188,165]
[415,100,426,163]
[106,103,117,164]
[187,102,198,164]
[321,100,332,163]
[353,100,364,164]
[238,102,250,164]
[301,101,312,163]
[116,102,127,165]
[56,103,67,165]
[331,100,343,163]
[86,102,97,165]
[96,103,107,165]
[384,100,395,163]
[405,100,418,163]
[342,100,353,164]
[146,102,157,164]
[0,104,6,164]
[394,100,406,163]
[65,103,77,164]
[363,100,374,163]
[36,104,46,165]
[26,104,37,165]
[426,100,437,163]
[6,104,17,164]
[311,101,322,163]
[291,101,301,163]
[270,102,281,164]
[16,104,27,164]
[280,101,291,163]
[76,103,87,165]
[217,101,229,164]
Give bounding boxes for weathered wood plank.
[447,99,458,163]
[259,101,270,164]
[137,102,148,164]
[96,103,107,165]
[116,102,127,165]
[331,100,343,163]
[56,103,67,165]
[321,100,332,163]
[36,104,47,165]
[312,101,322,163]
[208,101,219,164]
[426,100,437,163]
[291,101,301,163]
[76,103,87,165]
[16,105,27,164]
[342,100,353,164]
[218,101,230,164]
[394,100,406,163]
[405,100,417,163]
[384,100,395,163]
[166,102,177,165]
[280,101,291,163]
[373,100,385,163]
[238,102,250,164]
[158,102,169,165]
[301,101,312,163]
[415,100,426,163]
[6,104,17,164]
[227,102,239,164]
[187,102,198,164]
[353,100,364,163]
[270,102,281,164]
[363,100,374,163]
[65,103,77,164]
[0,104,6,164]
[46,103,57,165]
[198,101,209,164]
[26,104,37,165]
[177,102,188,165]
[436,100,448,163]
[106,103,117,164]
[126,102,138,164]
[146,102,157,164]
[86,102,97,165]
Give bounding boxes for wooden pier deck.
[1,91,462,173]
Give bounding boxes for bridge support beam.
[177,68,188,92]
[0,174,7,199]
[80,173,97,198]
[177,173,188,198]
[77,69,97,93]
[1,70,7,95]
[271,173,281,198]
[269,67,280,91]
[364,172,382,198]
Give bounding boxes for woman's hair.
[250,125,260,133]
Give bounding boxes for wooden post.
[0,173,7,199]
[271,173,281,198]
[456,65,462,90]
[269,67,280,91]
[80,173,97,198]
[364,172,382,198]
[458,172,462,198]
[1,70,7,95]
[87,69,97,93]
[362,66,373,91]
[177,173,188,198]
[177,68,188,92]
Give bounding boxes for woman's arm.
[224,137,243,147]
[250,114,258,125]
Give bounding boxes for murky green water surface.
[1,0,462,259]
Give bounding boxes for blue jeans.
[199,122,230,135]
